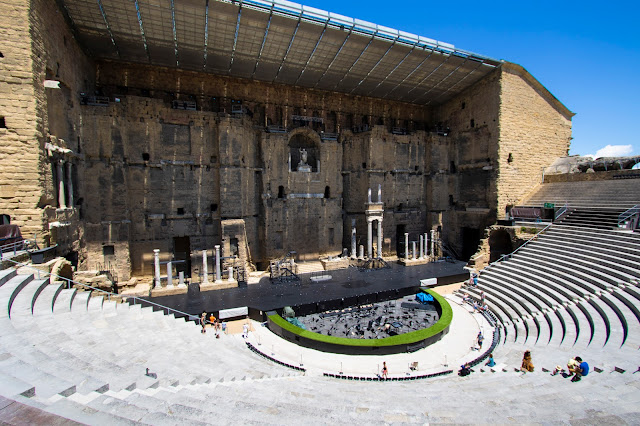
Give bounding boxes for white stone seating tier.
[523,179,640,210]
[476,224,640,347]
[0,263,639,424]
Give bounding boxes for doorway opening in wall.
[173,236,191,278]
[461,227,482,261]
[488,229,513,263]
[395,224,406,258]
[230,237,239,258]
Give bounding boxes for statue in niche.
[297,148,312,172]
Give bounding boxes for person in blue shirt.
[571,356,589,382]
[486,353,496,367]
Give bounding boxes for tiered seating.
[0,268,305,421]
[2,226,640,424]
[524,180,640,210]
[473,224,640,351]
[558,208,628,229]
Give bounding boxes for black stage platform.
[142,260,467,318]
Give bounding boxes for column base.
[397,257,431,266]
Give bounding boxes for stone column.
[359,245,364,259]
[376,219,382,258]
[166,261,173,288]
[430,230,436,259]
[367,188,372,203]
[66,162,74,208]
[404,233,409,260]
[419,235,424,259]
[227,266,234,282]
[215,245,222,282]
[377,184,382,203]
[202,249,209,284]
[424,233,429,257]
[350,219,357,258]
[178,271,185,287]
[153,249,161,288]
[367,219,373,259]
[412,241,417,260]
[57,160,66,209]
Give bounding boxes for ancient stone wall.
[0,0,93,256]
[430,69,502,258]
[342,127,430,257]
[0,0,44,241]
[1,2,575,281]
[496,64,573,216]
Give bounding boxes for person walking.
[381,362,389,379]
[242,323,249,339]
[200,312,207,334]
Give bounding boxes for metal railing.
[487,222,553,268]
[618,204,640,229]
[2,258,197,321]
[554,203,569,221]
[0,239,37,260]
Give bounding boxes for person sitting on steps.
[458,363,472,376]
[486,353,496,368]
[521,350,534,372]
[571,357,589,382]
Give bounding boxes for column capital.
[153,249,160,254]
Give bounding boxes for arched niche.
[288,128,321,173]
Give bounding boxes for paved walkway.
[244,296,493,377]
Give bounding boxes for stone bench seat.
[479,274,555,346]
[532,238,640,271]
[518,246,638,286]
[510,250,618,292]
[523,242,640,279]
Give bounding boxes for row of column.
[366,218,383,259]
[56,159,74,209]
[350,218,383,259]
[153,246,234,289]
[404,230,436,260]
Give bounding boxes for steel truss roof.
[59,0,502,105]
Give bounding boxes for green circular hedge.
[267,288,452,354]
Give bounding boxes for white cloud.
[593,144,633,158]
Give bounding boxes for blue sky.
[298,0,640,158]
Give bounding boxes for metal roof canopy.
[59,0,502,106]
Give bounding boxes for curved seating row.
[476,224,640,350]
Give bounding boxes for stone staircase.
[1,253,640,423]
[472,224,640,353]
[557,208,627,229]
[524,179,640,210]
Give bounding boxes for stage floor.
[146,260,467,316]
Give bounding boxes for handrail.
[487,222,553,268]
[0,239,37,260]
[618,204,640,228]
[1,258,198,322]
[554,203,569,220]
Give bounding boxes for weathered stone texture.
[497,65,572,214]
[0,0,42,238]
[0,1,573,280]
